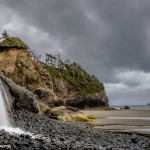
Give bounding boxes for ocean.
[111,105,150,110]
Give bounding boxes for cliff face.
[0,48,52,90]
[53,78,108,108]
[0,47,108,111]
[0,48,59,112]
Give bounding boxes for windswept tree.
[29,47,41,62]
[91,75,98,81]
[71,62,86,74]
[64,59,70,66]
[57,52,64,72]
[2,31,10,39]
[43,51,105,95]
[45,53,57,67]
[70,62,78,79]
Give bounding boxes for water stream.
[0,79,41,138]
[0,79,10,127]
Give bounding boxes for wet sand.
[81,109,150,136]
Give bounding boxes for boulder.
[51,106,81,121]
[0,74,39,113]
[124,105,130,109]
[34,87,64,113]
[50,106,95,126]
[51,106,79,117]
[34,88,50,100]
[37,101,51,116]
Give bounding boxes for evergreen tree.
[2,31,10,39]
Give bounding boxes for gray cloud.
[1,0,150,105]
[107,88,150,106]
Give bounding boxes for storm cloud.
[0,0,150,105]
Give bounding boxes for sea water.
[112,105,150,110]
[108,105,150,133]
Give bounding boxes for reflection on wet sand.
[81,109,150,135]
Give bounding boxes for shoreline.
[81,109,150,137]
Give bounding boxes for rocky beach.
[0,110,149,150]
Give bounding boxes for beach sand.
[81,109,150,136]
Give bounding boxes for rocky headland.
[0,36,108,117]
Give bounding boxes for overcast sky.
[0,0,150,106]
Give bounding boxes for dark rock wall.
[53,78,109,108]
[0,75,39,113]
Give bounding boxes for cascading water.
[0,79,10,127]
[0,77,42,140]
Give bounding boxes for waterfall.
[0,79,10,127]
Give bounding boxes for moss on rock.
[44,65,105,96]
[0,37,27,48]
[86,115,96,119]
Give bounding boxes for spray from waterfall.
[0,79,10,127]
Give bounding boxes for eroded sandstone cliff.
[0,38,108,113]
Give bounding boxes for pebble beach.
[0,110,149,150]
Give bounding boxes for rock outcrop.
[0,40,109,113]
[0,48,58,113]
[0,48,52,91]
[53,78,108,108]
[0,74,39,113]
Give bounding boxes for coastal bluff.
[0,37,109,114]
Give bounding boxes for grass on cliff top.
[0,37,27,48]
[45,65,105,95]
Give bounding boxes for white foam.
[131,129,150,132]
[0,127,44,139]
[112,107,120,110]
[124,128,150,133]
[107,117,150,120]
